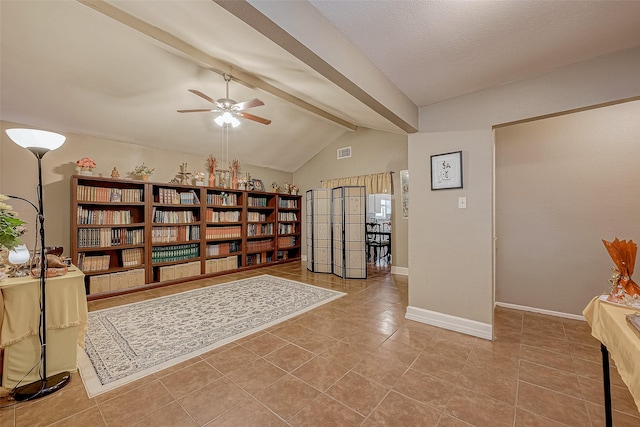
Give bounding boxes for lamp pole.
[5,129,70,401]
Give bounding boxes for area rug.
[78,274,345,397]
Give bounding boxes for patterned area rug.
[78,274,345,397]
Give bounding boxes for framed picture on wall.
[431,151,463,190]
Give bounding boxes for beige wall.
[408,130,494,328]
[294,127,409,270]
[1,120,292,255]
[496,100,640,315]
[410,46,640,335]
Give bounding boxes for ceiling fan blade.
[177,108,216,113]
[188,89,216,104]
[233,98,264,111]
[237,111,271,125]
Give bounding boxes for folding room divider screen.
[306,186,366,279]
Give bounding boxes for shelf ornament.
[603,238,639,308]
[230,159,240,189]
[76,157,96,175]
[207,155,217,187]
[132,164,154,181]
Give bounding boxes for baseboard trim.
[495,302,585,321]
[405,306,492,340]
[391,266,408,276]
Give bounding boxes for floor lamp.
[5,128,70,401]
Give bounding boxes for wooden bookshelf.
[71,175,302,299]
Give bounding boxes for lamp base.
[12,371,71,401]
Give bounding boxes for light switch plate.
[458,197,467,209]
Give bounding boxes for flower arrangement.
[0,194,27,250]
[132,164,154,176]
[290,184,299,195]
[76,157,96,169]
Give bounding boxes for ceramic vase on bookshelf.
[79,167,94,176]
[209,173,215,187]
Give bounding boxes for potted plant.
[132,164,154,181]
[76,157,96,175]
[0,194,26,251]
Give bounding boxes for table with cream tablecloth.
[0,267,87,390]
[583,296,640,426]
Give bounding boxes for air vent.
[337,146,352,159]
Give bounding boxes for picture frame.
[252,179,264,192]
[431,151,463,190]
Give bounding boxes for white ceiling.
[2,1,639,172]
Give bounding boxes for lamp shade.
[5,128,66,152]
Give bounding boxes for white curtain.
[321,172,393,194]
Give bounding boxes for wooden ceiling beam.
[77,0,357,131]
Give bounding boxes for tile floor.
[1,262,638,426]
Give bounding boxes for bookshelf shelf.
[71,175,301,299]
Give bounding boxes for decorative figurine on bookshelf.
[176,162,192,185]
[111,167,120,179]
[271,182,280,193]
[132,164,154,181]
[230,159,240,189]
[207,155,217,187]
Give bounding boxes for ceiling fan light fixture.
[214,111,241,128]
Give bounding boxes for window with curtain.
[321,172,393,194]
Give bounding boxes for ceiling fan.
[178,74,271,127]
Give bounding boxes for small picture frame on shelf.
[431,151,463,190]
[252,179,264,192]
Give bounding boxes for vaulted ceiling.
[2,1,639,172]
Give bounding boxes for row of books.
[206,256,239,273]
[151,225,200,243]
[277,250,290,260]
[247,223,273,237]
[205,226,242,239]
[246,239,274,252]
[156,188,200,204]
[77,185,143,203]
[277,236,297,248]
[78,253,111,272]
[247,196,268,207]
[207,193,239,206]
[247,211,267,222]
[121,248,144,267]
[77,207,133,225]
[151,243,199,264]
[152,208,197,224]
[206,241,241,256]
[278,212,298,221]
[78,227,144,248]
[278,199,298,208]
[89,268,146,294]
[206,209,241,223]
[278,223,296,234]
[246,252,272,266]
[157,261,201,282]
